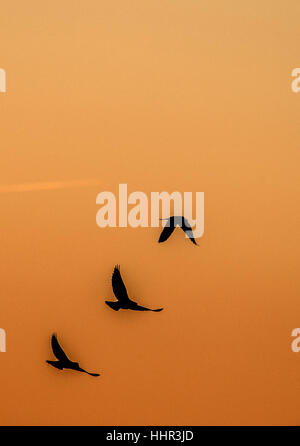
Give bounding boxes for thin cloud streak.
[0,179,102,194]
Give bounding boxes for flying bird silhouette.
[46,334,100,377]
[105,265,163,312]
[158,216,198,245]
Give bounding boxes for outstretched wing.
[51,334,70,362]
[181,218,198,245]
[158,222,176,243]
[112,265,130,302]
[78,367,100,377]
[134,305,164,312]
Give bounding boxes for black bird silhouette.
[158,216,198,245]
[105,265,163,312]
[46,334,100,377]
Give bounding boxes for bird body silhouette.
[105,265,163,312]
[159,216,198,245]
[46,334,100,377]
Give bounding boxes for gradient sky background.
[0,0,300,425]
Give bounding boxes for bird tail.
[105,301,121,311]
[151,308,164,312]
[46,360,63,370]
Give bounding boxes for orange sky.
[0,0,300,426]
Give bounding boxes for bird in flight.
[46,333,100,377]
[105,265,163,312]
[158,216,198,245]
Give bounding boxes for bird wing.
[134,304,163,312]
[181,218,198,245]
[51,334,70,362]
[158,222,176,243]
[79,368,100,377]
[132,304,152,311]
[112,265,130,302]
